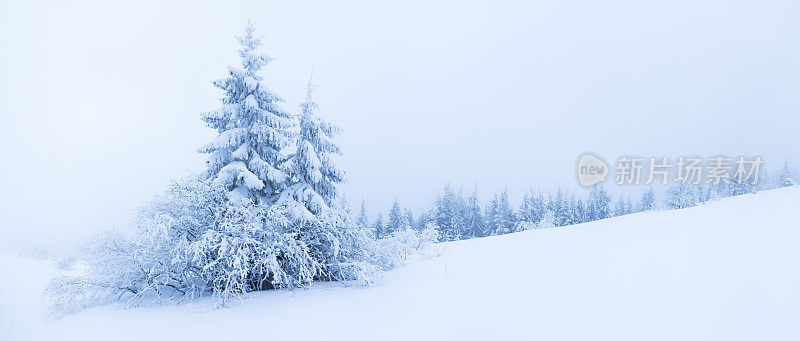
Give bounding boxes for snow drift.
[2,186,799,340]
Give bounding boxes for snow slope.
[2,186,799,340]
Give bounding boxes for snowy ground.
[2,187,799,340]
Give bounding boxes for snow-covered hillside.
[2,187,799,340]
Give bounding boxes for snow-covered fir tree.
[435,184,464,241]
[200,21,294,202]
[281,72,345,215]
[614,195,632,217]
[563,193,579,225]
[465,187,486,238]
[357,198,369,228]
[726,178,756,197]
[575,198,587,223]
[387,198,404,235]
[337,193,351,215]
[530,191,547,224]
[778,162,795,187]
[415,211,433,232]
[625,195,633,214]
[518,191,534,223]
[404,208,415,230]
[494,189,515,234]
[639,187,656,212]
[484,194,499,235]
[373,212,385,239]
[586,185,611,221]
[453,188,468,236]
[552,188,569,226]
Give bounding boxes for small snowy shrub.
[514,221,537,231]
[370,223,440,270]
[536,210,556,229]
[665,183,700,209]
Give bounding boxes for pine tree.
[575,198,586,223]
[337,193,351,215]
[563,192,579,226]
[639,187,656,212]
[453,188,468,238]
[495,188,514,234]
[357,198,369,228]
[485,194,499,235]
[435,184,462,241]
[403,208,415,230]
[200,22,294,202]
[281,71,345,215]
[712,181,732,198]
[778,162,795,187]
[518,191,533,223]
[614,195,627,217]
[587,185,611,221]
[387,198,403,235]
[415,210,432,231]
[465,187,486,238]
[373,212,385,239]
[531,191,546,224]
[552,188,568,226]
[726,178,755,197]
[624,195,633,215]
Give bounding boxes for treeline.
[362,163,796,242]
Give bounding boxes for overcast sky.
[2,0,799,253]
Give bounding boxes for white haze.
[1,0,799,253]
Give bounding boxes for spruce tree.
[518,191,533,223]
[282,72,345,215]
[614,195,627,217]
[562,192,578,226]
[639,187,656,212]
[496,189,514,234]
[587,185,611,221]
[453,188,468,238]
[575,198,587,223]
[435,184,461,241]
[485,194,499,235]
[387,198,403,235]
[624,195,633,215]
[553,188,568,226]
[357,198,369,228]
[465,187,486,238]
[404,209,415,230]
[778,162,795,187]
[415,211,432,231]
[200,22,294,201]
[531,191,546,224]
[373,212,385,239]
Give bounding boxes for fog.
[2,0,799,253]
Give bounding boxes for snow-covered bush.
[664,183,700,209]
[48,177,377,313]
[369,223,439,270]
[536,210,556,229]
[514,221,536,231]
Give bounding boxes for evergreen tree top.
[199,22,293,201]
